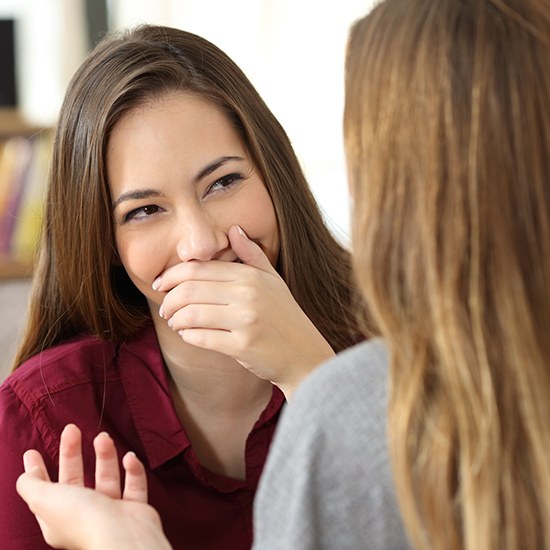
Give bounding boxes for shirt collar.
[118,323,189,469]
[117,323,285,471]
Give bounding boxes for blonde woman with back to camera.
[16,0,550,548]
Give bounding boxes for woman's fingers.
[57,424,142,502]
[19,424,150,550]
[23,449,51,480]
[16,471,52,530]
[58,424,84,486]
[227,224,278,274]
[154,225,277,294]
[168,302,251,332]
[17,472,119,549]
[121,451,148,503]
[93,432,121,499]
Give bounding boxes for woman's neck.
[152,314,274,480]
[153,314,270,403]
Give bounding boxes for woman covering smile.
[0,25,365,550]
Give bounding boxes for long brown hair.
[13,25,363,369]
[345,0,550,548]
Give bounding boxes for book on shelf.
[0,130,51,269]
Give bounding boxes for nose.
[175,209,228,262]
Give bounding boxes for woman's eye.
[206,173,243,196]
[122,204,161,223]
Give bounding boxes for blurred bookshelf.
[0,257,32,279]
[0,108,41,138]
[0,108,49,280]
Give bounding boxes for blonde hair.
[345,0,550,548]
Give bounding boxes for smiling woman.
[109,93,280,276]
[0,24,365,550]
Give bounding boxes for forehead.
[106,92,250,189]
[111,91,236,139]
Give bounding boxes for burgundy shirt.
[0,323,284,550]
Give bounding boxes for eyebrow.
[193,156,244,184]
[111,155,244,210]
[111,190,163,211]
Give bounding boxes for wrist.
[278,346,335,400]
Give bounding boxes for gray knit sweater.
[253,339,410,549]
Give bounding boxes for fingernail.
[167,317,173,329]
[152,277,161,291]
[178,330,185,337]
[97,431,111,439]
[236,225,249,239]
[159,304,164,318]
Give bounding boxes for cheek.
[115,232,163,287]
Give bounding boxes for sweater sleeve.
[0,382,57,549]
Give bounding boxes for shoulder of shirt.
[1,333,120,406]
[289,338,389,416]
[297,338,388,392]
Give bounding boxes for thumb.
[23,449,51,480]
[16,469,49,510]
[228,225,278,275]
